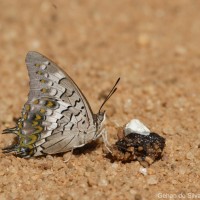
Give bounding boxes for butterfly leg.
[101,129,112,153]
[63,149,74,163]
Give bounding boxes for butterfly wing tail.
[2,127,18,134]
[2,144,18,153]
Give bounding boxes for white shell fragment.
[139,167,148,176]
[124,119,150,136]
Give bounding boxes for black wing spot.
[61,106,72,114]
[68,90,75,97]
[74,98,81,107]
[60,88,67,99]
[60,116,64,120]
[58,77,66,84]
[75,112,81,117]
[70,124,74,130]
[69,113,73,121]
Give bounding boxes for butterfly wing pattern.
[3,51,106,157]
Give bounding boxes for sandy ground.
[0,0,200,199]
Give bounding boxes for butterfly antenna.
[99,77,120,113]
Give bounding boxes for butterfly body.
[3,52,107,157]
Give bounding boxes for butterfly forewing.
[26,52,94,124]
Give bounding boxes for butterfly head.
[94,78,120,139]
[94,111,106,139]
[97,110,106,127]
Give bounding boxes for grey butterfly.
[2,51,120,158]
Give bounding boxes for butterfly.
[2,51,120,158]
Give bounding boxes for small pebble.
[67,162,74,169]
[31,40,41,48]
[123,98,132,113]
[145,99,154,111]
[178,167,187,175]
[171,179,178,185]
[46,155,54,160]
[137,34,151,47]
[86,165,94,172]
[139,167,147,176]
[31,174,40,181]
[175,46,187,56]
[98,177,108,187]
[135,193,142,200]
[0,171,5,176]
[162,126,174,135]
[186,151,194,160]
[147,175,158,185]
[111,163,119,169]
